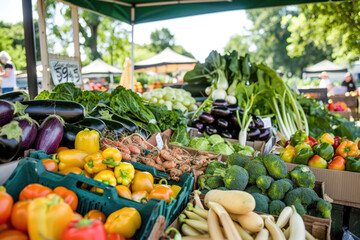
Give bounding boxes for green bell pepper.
[313,142,334,161]
[290,130,308,147]
[293,147,314,165]
[345,157,360,172]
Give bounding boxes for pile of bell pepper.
[0,184,141,240]
[40,128,182,204]
[280,130,360,172]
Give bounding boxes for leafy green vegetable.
[171,124,190,147]
[35,90,50,100]
[189,137,211,151]
[75,91,101,112]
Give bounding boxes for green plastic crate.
[4,157,166,240]
[27,151,194,227]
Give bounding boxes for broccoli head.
[252,193,270,213]
[268,179,293,200]
[310,199,332,218]
[294,202,307,216]
[226,153,251,168]
[244,160,267,184]
[206,175,225,189]
[223,165,249,190]
[284,187,319,208]
[290,165,315,189]
[281,178,294,191]
[245,185,263,194]
[256,175,274,193]
[269,200,286,215]
[263,154,288,179]
[205,161,227,175]
[197,174,211,190]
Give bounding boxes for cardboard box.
[164,182,331,240]
[286,163,360,209]
[329,110,351,120]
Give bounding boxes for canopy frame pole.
[22,0,38,99]
[37,0,52,91]
[130,6,135,90]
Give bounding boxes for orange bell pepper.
[0,229,28,240]
[0,221,12,233]
[53,187,78,211]
[328,156,346,170]
[0,187,13,225]
[41,158,58,172]
[19,184,52,201]
[10,200,31,232]
[132,191,149,204]
[336,141,358,158]
[84,210,106,223]
[149,185,174,204]
[115,185,132,200]
[131,172,154,193]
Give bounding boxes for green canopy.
[63,0,337,24]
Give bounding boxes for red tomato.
[10,201,31,232]
[19,184,52,201]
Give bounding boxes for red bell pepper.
[284,140,290,148]
[308,136,317,147]
[328,156,346,170]
[333,136,342,150]
[62,219,106,240]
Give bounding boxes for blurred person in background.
[342,72,356,92]
[0,51,17,93]
[319,71,333,92]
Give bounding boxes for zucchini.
[21,100,85,123]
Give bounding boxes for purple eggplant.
[231,128,240,139]
[211,106,231,118]
[199,112,215,124]
[249,121,256,130]
[220,130,232,139]
[247,128,261,141]
[0,121,22,163]
[192,119,205,132]
[252,115,264,128]
[0,100,15,127]
[205,125,218,135]
[227,104,241,112]
[230,114,240,129]
[216,118,229,129]
[15,115,38,150]
[35,115,64,154]
[213,99,228,107]
[259,128,271,141]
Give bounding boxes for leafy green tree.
[285,1,360,64]
[224,35,251,55]
[150,28,174,52]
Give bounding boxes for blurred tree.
[285,1,360,64]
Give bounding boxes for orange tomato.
[41,159,58,172]
[56,146,69,153]
[115,185,132,200]
[0,229,28,240]
[84,210,106,223]
[19,184,52,201]
[10,201,31,232]
[53,187,78,211]
[0,187,13,225]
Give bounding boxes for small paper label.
[262,117,272,129]
[156,133,164,150]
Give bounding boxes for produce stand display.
[328,95,359,120]
[1,51,360,239]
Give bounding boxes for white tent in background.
[82,58,122,83]
[303,59,348,82]
[134,47,197,73]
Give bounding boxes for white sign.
[155,133,164,150]
[49,55,81,85]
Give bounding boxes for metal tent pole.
[22,0,38,99]
[130,7,135,90]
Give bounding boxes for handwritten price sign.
[49,55,81,85]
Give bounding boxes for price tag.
[49,55,82,86]
[156,133,164,150]
[262,117,272,129]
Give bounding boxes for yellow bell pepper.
[104,207,141,238]
[131,172,154,193]
[57,149,88,171]
[171,185,182,199]
[93,170,117,193]
[102,147,122,167]
[75,128,100,154]
[114,162,135,186]
[317,133,335,146]
[84,152,107,174]
[28,194,74,240]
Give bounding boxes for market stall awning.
[135,47,197,73]
[62,0,340,24]
[303,59,348,73]
[82,58,122,78]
